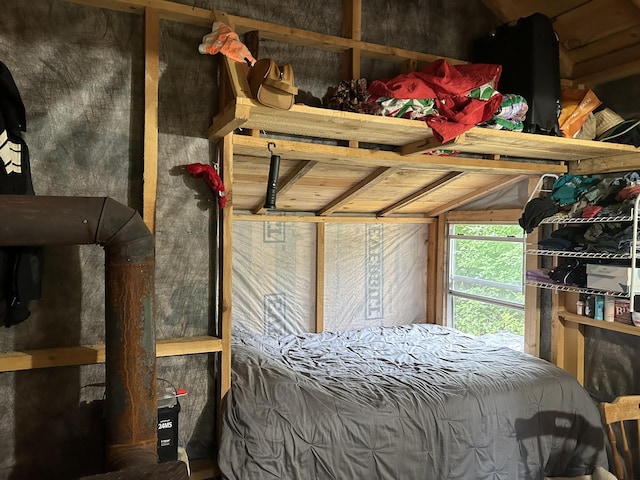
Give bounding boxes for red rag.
[184,163,227,208]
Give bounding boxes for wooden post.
[341,0,362,80]
[426,219,438,324]
[316,223,325,333]
[434,214,448,325]
[524,176,540,356]
[143,7,159,231]
[213,11,252,100]
[218,133,234,423]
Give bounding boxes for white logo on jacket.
[0,129,21,174]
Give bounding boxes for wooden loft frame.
[203,2,640,370]
[203,4,640,392]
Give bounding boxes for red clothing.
[581,205,602,218]
[368,59,503,143]
[615,185,640,201]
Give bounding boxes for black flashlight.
[264,142,280,209]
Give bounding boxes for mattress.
[218,324,607,480]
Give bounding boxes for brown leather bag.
[248,59,298,110]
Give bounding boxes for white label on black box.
[158,419,173,429]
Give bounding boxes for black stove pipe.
[0,195,157,470]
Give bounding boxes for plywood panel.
[480,0,586,22]
[553,0,640,49]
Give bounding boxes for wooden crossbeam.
[377,171,465,217]
[318,167,399,216]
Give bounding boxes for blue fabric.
[551,174,600,206]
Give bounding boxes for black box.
[157,399,181,462]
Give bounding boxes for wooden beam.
[213,11,251,100]
[208,103,251,139]
[318,167,399,216]
[434,214,447,325]
[377,171,465,217]
[0,336,222,372]
[252,160,318,215]
[425,174,527,217]
[426,220,438,324]
[400,58,418,75]
[572,39,640,81]
[316,223,325,333]
[66,0,214,26]
[234,213,434,224]
[568,24,640,65]
[341,0,362,80]
[342,0,362,41]
[143,7,159,232]
[572,56,640,87]
[568,154,640,175]
[189,458,221,480]
[400,126,632,162]
[225,12,465,66]
[558,44,575,81]
[66,0,466,67]
[446,209,522,223]
[219,134,234,402]
[232,133,567,174]
[524,176,540,357]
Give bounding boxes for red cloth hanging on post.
[184,163,227,209]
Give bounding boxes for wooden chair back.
[600,395,640,480]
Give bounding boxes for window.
[447,224,525,342]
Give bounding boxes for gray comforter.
[219,324,607,480]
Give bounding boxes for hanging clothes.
[0,61,42,327]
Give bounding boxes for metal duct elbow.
[0,195,157,470]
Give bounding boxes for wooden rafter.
[425,174,527,216]
[317,167,399,216]
[377,171,465,217]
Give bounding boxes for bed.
[218,323,607,480]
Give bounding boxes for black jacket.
[0,61,42,327]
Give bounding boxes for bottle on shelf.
[594,295,604,320]
[604,295,615,322]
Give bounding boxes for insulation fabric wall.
[233,222,428,333]
[0,2,219,478]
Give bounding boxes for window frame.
[446,222,526,333]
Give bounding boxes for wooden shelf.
[189,457,220,480]
[0,335,222,372]
[231,134,566,175]
[560,311,640,337]
[429,127,640,162]
[210,96,640,163]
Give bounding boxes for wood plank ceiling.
[481,0,640,86]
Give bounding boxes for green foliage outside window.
[450,224,525,337]
[452,297,524,336]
